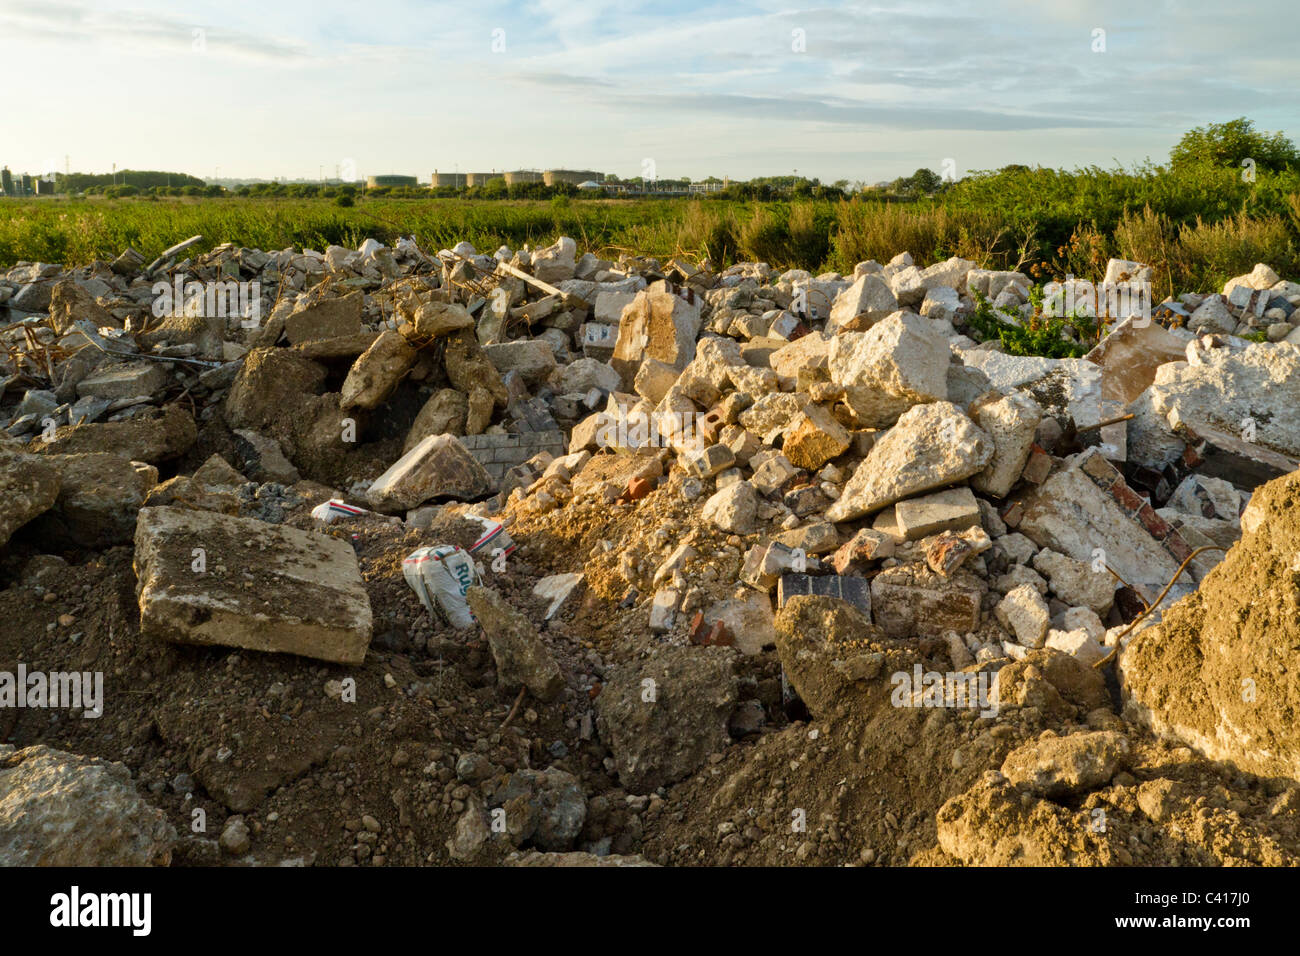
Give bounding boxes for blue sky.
[2,0,1296,183]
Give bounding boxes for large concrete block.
[133,506,373,664]
[610,283,702,389]
[367,433,493,511]
[826,402,992,522]
[284,291,363,344]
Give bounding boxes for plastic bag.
[466,516,516,561]
[311,499,370,524]
[403,545,480,628]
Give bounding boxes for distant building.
[688,179,728,194]
[544,169,603,187]
[464,172,497,187]
[432,171,467,187]
[0,167,11,197]
[504,170,543,184]
[366,174,418,188]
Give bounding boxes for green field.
[3,160,1299,297]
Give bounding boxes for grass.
[3,161,1298,300]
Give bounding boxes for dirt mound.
[1120,470,1300,780]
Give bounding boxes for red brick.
[1021,448,1053,484]
[1136,502,1171,540]
[627,476,653,501]
[1164,531,1193,565]
[698,409,725,445]
[1109,482,1146,513]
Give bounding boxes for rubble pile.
[3,236,1300,866]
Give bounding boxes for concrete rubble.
[5,239,1300,867]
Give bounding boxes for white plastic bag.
[466,516,516,561]
[311,499,370,524]
[403,545,480,628]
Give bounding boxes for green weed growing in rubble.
[965,288,1095,358]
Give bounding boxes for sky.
[1,0,1297,184]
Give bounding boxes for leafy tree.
[908,167,943,195]
[479,177,508,199]
[1170,117,1299,172]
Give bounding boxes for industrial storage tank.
[431,171,468,188]
[367,174,418,188]
[464,172,498,187]
[543,169,603,186]
[504,170,544,184]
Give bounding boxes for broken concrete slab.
[1031,549,1116,616]
[768,331,831,387]
[283,291,363,345]
[782,405,850,471]
[410,301,474,339]
[444,328,509,408]
[1149,342,1300,461]
[367,434,494,512]
[340,329,418,411]
[894,486,980,540]
[0,745,175,866]
[970,391,1042,498]
[869,563,983,639]
[47,278,122,335]
[32,453,157,548]
[1018,448,1191,604]
[775,521,839,556]
[133,506,373,664]
[827,274,897,332]
[632,357,680,406]
[75,361,170,401]
[829,311,949,427]
[33,403,196,464]
[0,449,61,548]
[827,402,993,522]
[701,592,776,656]
[610,283,702,389]
[701,479,757,534]
[957,351,1103,428]
[231,429,300,484]
[483,340,557,387]
[340,329,416,411]
[1085,316,1187,406]
[405,388,469,451]
[465,586,565,700]
[995,584,1050,648]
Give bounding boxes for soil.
[4,459,1300,867]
